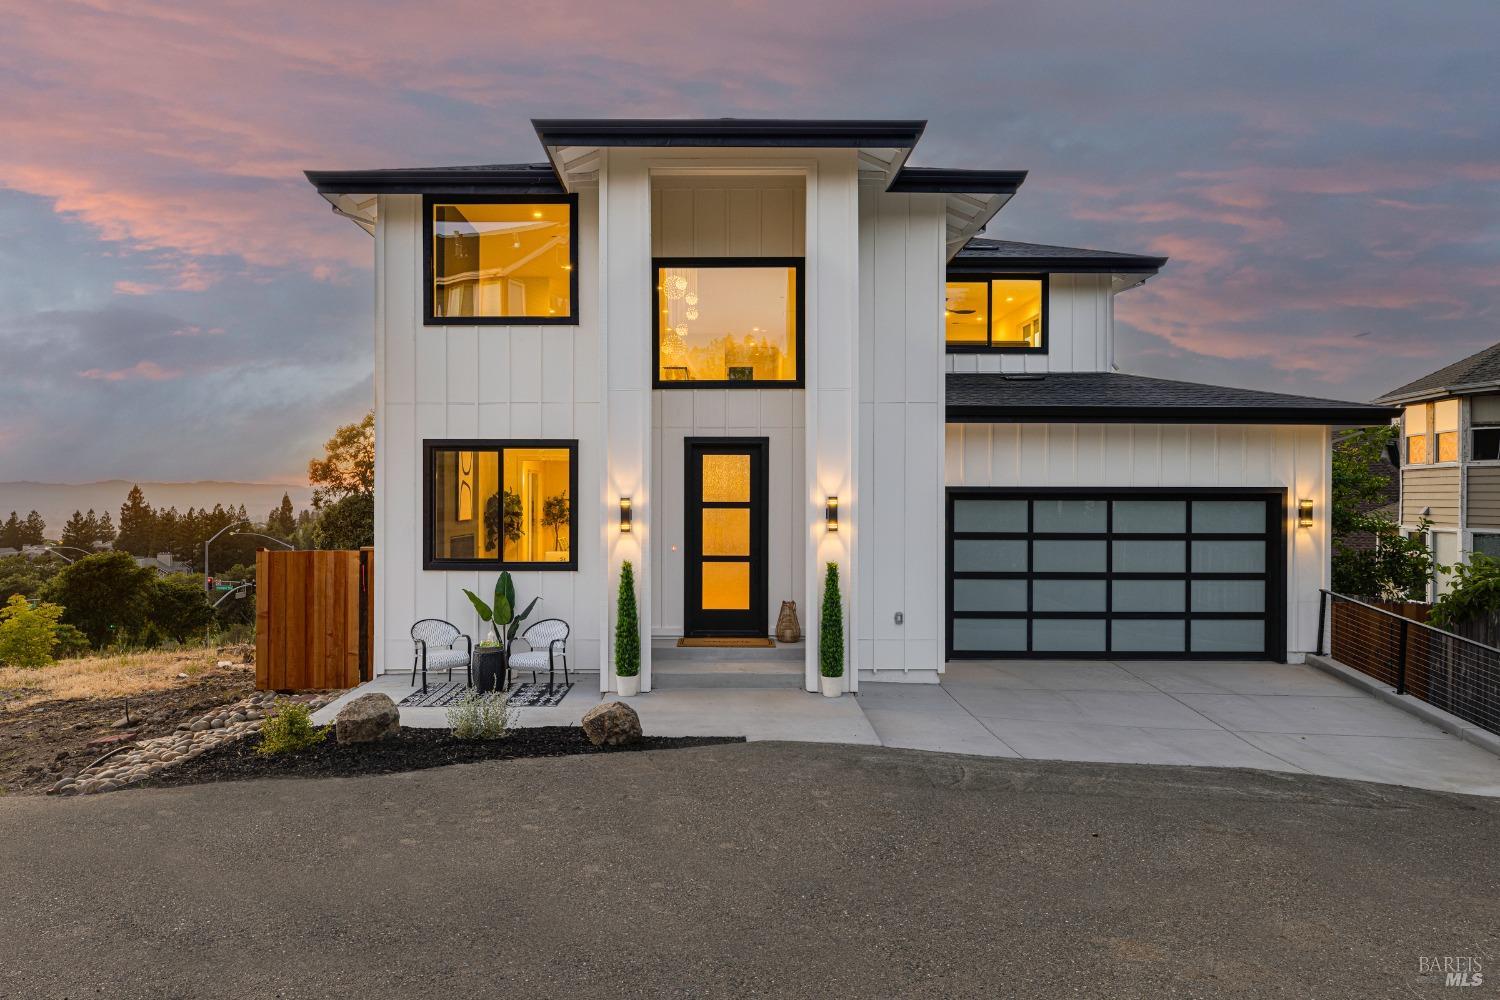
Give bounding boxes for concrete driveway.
[3,743,1498,999]
[863,660,1500,797]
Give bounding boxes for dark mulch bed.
[139,727,744,789]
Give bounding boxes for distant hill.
[0,481,316,536]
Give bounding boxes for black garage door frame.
[945,487,1287,661]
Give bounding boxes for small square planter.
[617,673,641,697]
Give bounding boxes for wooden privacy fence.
[255,548,373,691]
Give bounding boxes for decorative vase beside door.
[776,601,802,643]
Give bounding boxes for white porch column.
[804,150,861,692]
[599,149,654,692]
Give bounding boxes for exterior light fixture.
[620,497,633,533]
[826,496,839,532]
[1297,498,1314,528]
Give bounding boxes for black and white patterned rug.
[399,681,573,709]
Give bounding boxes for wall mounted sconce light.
[1297,498,1314,528]
[826,496,839,532]
[619,497,633,533]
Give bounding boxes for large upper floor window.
[654,258,803,388]
[424,196,578,325]
[424,440,578,570]
[945,275,1047,352]
[1404,399,1459,465]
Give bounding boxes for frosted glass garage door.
[947,492,1281,659]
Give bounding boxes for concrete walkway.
[316,658,1500,796]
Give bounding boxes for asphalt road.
[1,742,1497,999]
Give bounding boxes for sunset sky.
[2,0,1496,484]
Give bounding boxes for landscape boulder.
[581,701,642,747]
[335,694,400,745]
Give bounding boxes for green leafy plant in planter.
[463,571,540,692]
[614,561,640,695]
[541,491,571,553]
[258,699,329,755]
[819,562,844,697]
[484,490,526,552]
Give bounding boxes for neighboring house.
[134,552,194,575]
[305,117,1396,692]
[1374,342,1500,597]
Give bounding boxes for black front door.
[684,438,768,637]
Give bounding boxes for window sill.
[654,379,804,390]
[423,560,578,572]
[424,315,580,327]
[946,345,1047,355]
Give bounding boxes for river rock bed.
[49,691,336,796]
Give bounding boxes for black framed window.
[424,439,578,571]
[944,274,1047,353]
[424,195,579,325]
[653,257,804,388]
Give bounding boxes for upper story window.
[1404,399,1460,465]
[424,439,578,571]
[1472,395,1500,461]
[945,275,1046,352]
[424,196,578,325]
[654,258,803,388]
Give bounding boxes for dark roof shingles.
[1375,342,1500,403]
[952,238,1166,272]
[946,371,1397,425]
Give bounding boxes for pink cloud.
[78,360,184,382]
[112,280,161,295]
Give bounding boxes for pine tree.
[0,512,20,550]
[59,511,90,551]
[95,511,116,546]
[267,493,296,537]
[21,511,45,546]
[117,485,156,557]
[819,561,844,679]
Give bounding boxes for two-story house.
[1375,342,1500,596]
[305,117,1396,694]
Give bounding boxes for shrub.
[51,623,90,659]
[258,699,329,755]
[1430,553,1500,629]
[42,551,155,648]
[0,594,64,668]
[446,689,514,740]
[819,562,844,678]
[149,574,215,642]
[614,561,639,678]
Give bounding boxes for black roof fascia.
[947,254,1166,275]
[531,118,927,149]
[304,166,565,196]
[887,167,1028,194]
[946,402,1399,426]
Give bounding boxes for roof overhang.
[884,168,1031,262]
[945,373,1401,426]
[947,254,1167,275]
[1373,381,1500,407]
[303,166,565,234]
[532,118,927,189]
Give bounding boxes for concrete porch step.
[652,638,804,663]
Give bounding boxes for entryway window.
[423,440,578,570]
[654,258,803,387]
[425,196,578,324]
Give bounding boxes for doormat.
[507,682,572,708]
[676,637,775,648]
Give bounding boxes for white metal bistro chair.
[410,619,472,693]
[507,619,570,690]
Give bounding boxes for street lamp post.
[230,532,296,551]
[203,521,250,595]
[43,546,92,563]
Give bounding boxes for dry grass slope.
[0,648,222,710]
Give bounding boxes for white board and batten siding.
[944,273,1115,375]
[373,193,605,679]
[945,422,1332,661]
[855,187,946,683]
[648,175,806,638]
